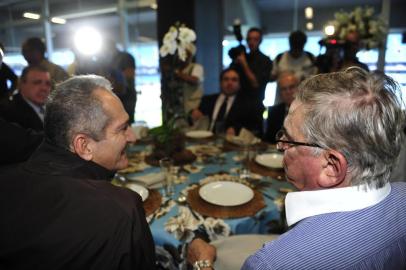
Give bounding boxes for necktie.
[214,97,228,133]
[38,106,45,122]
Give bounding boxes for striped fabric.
[241,182,406,270]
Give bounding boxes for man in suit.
[0,75,156,269]
[264,71,299,143]
[0,65,51,131]
[191,68,261,135]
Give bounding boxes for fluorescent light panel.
[51,17,66,24]
[23,12,41,20]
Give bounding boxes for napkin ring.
[193,259,213,269]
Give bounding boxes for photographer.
[229,26,272,136]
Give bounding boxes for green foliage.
[149,118,180,144]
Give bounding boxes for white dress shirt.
[209,93,236,131]
[285,183,391,226]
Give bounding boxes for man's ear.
[71,134,94,161]
[318,150,348,188]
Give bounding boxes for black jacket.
[0,141,157,270]
[264,103,288,144]
[199,93,262,134]
[0,117,43,165]
[0,93,44,131]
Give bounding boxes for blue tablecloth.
[127,142,294,247]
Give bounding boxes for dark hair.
[289,30,307,48]
[247,27,263,39]
[23,37,46,55]
[20,65,49,82]
[219,67,240,81]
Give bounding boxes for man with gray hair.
[0,75,156,269]
[188,67,406,269]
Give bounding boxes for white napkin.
[127,172,165,188]
[226,128,261,146]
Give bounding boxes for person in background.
[231,27,273,136]
[0,43,18,99]
[22,37,69,85]
[0,75,156,269]
[175,43,204,115]
[191,68,260,135]
[339,31,369,71]
[115,49,137,124]
[0,65,51,131]
[188,67,406,269]
[264,71,299,143]
[272,30,317,82]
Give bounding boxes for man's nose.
[126,126,136,143]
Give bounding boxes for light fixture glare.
[305,7,313,19]
[23,12,41,20]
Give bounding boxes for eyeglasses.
[275,129,323,150]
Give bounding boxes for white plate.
[126,183,149,201]
[185,130,213,139]
[199,181,254,206]
[255,153,284,169]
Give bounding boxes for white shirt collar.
[285,183,391,226]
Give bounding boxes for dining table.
[114,134,296,247]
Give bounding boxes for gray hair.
[44,75,113,149]
[297,67,405,188]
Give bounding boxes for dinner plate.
[126,183,149,201]
[255,153,284,169]
[185,130,213,139]
[199,181,254,206]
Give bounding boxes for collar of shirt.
[210,93,236,129]
[285,182,391,226]
[23,96,45,121]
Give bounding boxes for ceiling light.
[23,12,41,20]
[74,27,102,55]
[306,22,314,31]
[51,17,66,24]
[150,3,157,10]
[324,25,335,36]
[305,7,313,19]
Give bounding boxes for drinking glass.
[159,157,174,197]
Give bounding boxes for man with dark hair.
[191,68,260,135]
[0,65,51,131]
[272,30,317,82]
[22,37,69,84]
[188,68,406,269]
[0,75,156,269]
[230,27,272,136]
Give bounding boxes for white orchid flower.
[178,27,196,43]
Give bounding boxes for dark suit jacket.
[198,93,262,134]
[0,142,157,269]
[264,103,288,143]
[0,117,43,165]
[0,93,44,131]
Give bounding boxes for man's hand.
[191,109,204,122]
[187,238,216,267]
[235,52,248,67]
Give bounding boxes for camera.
[228,20,246,61]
